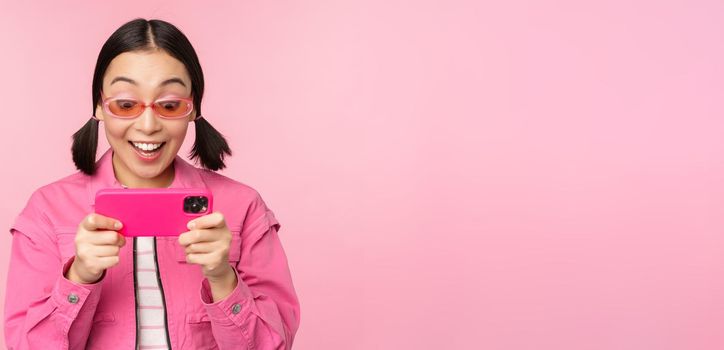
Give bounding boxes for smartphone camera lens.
[184,196,208,214]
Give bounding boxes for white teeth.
[132,142,163,151]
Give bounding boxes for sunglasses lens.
[154,99,192,118]
[108,99,142,118]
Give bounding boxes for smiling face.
[95,49,196,188]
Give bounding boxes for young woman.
[4,18,300,349]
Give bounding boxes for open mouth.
[128,141,166,158]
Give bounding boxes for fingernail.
[115,221,122,229]
[187,222,195,229]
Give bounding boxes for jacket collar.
[88,147,206,206]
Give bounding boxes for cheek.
[167,124,190,143]
[103,122,138,151]
[103,122,128,141]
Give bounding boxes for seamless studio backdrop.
[1,1,724,349]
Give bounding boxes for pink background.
[1,0,723,349]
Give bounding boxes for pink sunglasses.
[96,91,195,120]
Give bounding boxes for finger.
[185,252,217,266]
[178,229,216,246]
[83,214,122,232]
[185,252,202,265]
[93,245,121,258]
[94,256,120,269]
[184,241,218,255]
[87,231,124,246]
[187,212,225,230]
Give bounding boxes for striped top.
[121,184,170,349]
[134,236,170,349]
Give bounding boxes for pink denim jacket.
[4,148,300,349]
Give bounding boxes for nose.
[134,104,163,134]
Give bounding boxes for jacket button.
[68,293,79,304]
[231,303,241,314]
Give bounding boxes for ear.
[95,104,105,121]
[188,110,197,123]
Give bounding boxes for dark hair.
[72,18,231,175]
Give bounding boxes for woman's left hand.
[178,212,236,282]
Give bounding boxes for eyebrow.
[110,76,187,88]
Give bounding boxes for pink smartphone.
[94,188,213,237]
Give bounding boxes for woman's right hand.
[65,213,126,284]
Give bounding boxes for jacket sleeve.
[200,193,301,350]
[4,190,105,350]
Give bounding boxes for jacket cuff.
[53,256,105,319]
[200,266,254,326]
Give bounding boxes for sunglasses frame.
[99,91,195,120]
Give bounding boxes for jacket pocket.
[54,226,77,262]
[55,227,116,290]
[86,312,117,349]
[185,312,219,349]
[175,227,242,263]
[92,311,115,323]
